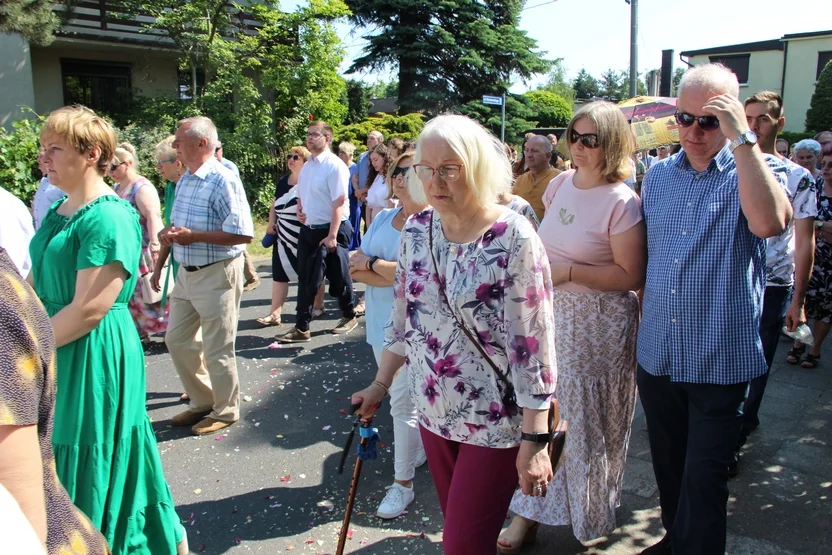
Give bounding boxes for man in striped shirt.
[636,64,792,555]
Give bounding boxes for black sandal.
[801,353,821,369]
[786,345,805,364]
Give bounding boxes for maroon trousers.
[419,426,520,554]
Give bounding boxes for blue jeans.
[741,284,791,439]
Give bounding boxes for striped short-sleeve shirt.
[637,144,788,384]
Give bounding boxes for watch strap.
[520,431,552,443]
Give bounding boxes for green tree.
[335,113,425,155]
[573,69,599,99]
[524,90,572,128]
[344,80,372,124]
[345,0,551,114]
[367,79,399,99]
[539,59,575,103]
[599,69,625,101]
[671,67,685,97]
[806,61,832,133]
[0,111,43,204]
[458,94,538,144]
[0,0,57,46]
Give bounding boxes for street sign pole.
[501,93,506,143]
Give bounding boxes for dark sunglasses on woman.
[390,166,410,178]
[287,154,300,161]
[675,111,720,131]
[569,130,600,149]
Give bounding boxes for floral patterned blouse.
[383,207,558,448]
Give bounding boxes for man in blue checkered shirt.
[161,116,254,437]
[636,65,792,555]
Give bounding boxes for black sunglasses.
[391,166,410,178]
[287,154,300,161]
[675,111,720,131]
[569,130,600,149]
[109,161,125,171]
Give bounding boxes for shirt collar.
[675,141,732,173]
[310,149,332,164]
[187,157,221,180]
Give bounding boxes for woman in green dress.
[29,106,188,555]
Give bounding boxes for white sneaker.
[376,483,415,519]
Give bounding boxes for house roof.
[680,39,783,58]
[782,30,832,40]
[369,97,398,115]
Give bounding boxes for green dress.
[162,181,179,306]
[29,195,185,555]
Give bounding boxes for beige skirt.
[509,289,640,542]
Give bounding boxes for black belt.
[183,261,221,272]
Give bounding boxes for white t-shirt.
[366,174,390,208]
[297,149,350,226]
[765,157,818,286]
[32,177,65,229]
[0,186,35,277]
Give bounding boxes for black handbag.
[427,210,567,472]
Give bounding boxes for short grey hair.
[678,63,740,99]
[338,141,356,157]
[794,139,822,156]
[368,130,384,142]
[178,116,218,148]
[526,134,553,154]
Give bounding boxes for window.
[818,51,832,81]
[178,68,205,101]
[709,54,750,85]
[61,60,132,118]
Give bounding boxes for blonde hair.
[290,145,311,162]
[40,105,116,175]
[338,142,356,158]
[386,152,428,204]
[415,114,511,207]
[155,135,177,160]
[113,142,137,166]
[565,101,634,183]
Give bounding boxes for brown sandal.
[256,314,282,326]
[786,345,805,364]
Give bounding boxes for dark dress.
[272,174,300,282]
[0,248,110,555]
[806,176,832,323]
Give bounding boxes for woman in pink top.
[498,101,647,552]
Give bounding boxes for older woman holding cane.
[499,101,645,552]
[349,151,429,519]
[351,114,558,555]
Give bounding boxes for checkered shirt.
[637,144,789,384]
[170,158,254,267]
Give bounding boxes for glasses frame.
[109,161,126,172]
[412,164,464,183]
[675,111,720,131]
[568,130,600,149]
[287,154,301,161]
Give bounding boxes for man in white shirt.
[0,186,35,276]
[277,121,358,342]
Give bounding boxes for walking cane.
[336,402,380,555]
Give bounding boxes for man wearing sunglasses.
[636,64,792,555]
[737,91,817,475]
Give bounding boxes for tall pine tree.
[345,0,551,114]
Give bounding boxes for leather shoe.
[640,534,671,554]
[192,417,235,435]
[171,409,211,427]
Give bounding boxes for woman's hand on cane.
[350,383,386,422]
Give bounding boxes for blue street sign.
[482,95,503,106]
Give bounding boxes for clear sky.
[285,0,832,91]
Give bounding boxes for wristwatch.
[729,130,758,153]
[520,431,551,444]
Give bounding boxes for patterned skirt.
[509,289,639,542]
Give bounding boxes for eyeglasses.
[391,166,411,179]
[413,164,463,183]
[109,161,125,171]
[156,158,176,167]
[287,154,301,161]
[306,132,324,139]
[675,111,720,131]
[568,130,600,149]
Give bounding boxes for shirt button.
[687,202,692,207]
[671,318,677,323]
[681,231,687,236]
[671,289,676,294]
[674,258,679,264]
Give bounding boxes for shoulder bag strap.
[427,211,513,393]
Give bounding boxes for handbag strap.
[427,210,513,394]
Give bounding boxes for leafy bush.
[806,61,832,133]
[0,112,43,205]
[334,113,425,156]
[524,90,573,128]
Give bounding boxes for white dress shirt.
[32,177,65,229]
[297,149,350,226]
[0,186,35,276]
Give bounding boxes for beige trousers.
[165,255,243,422]
[243,249,258,283]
